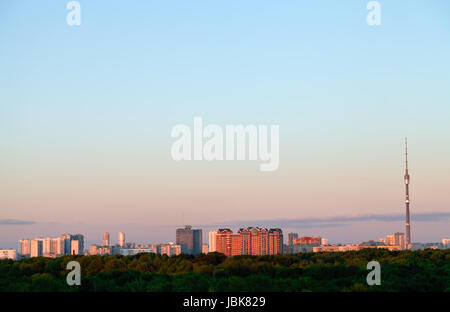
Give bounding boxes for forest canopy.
[0,249,449,292]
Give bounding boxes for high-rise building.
[44,237,62,255]
[118,232,126,247]
[71,240,80,255]
[71,234,84,255]
[390,233,403,249]
[42,237,52,255]
[210,229,233,256]
[50,237,64,255]
[103,232,110,246]
[30,239,43,257]
[390,233,405,250]
[202,244,209,254]
[268,228,283,255]
[193,228,202,255]
[176,225,202,255]
[209,231,217,252]
[210,227,283,256]
[60,234,72,255]
[288,233,298,246]
[18,239,30,256]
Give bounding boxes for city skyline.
[1,210,450,249]
[3,224,449,260]
[2,143,449,257]
[1,137,449,248]
[3,207,450,250]
[1,2,449,248]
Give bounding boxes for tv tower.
[404,138,411,248]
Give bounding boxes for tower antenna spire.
[404,137,411,249]
[405,137,408,170]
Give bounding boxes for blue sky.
[1,1,449,246]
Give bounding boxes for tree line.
[0,249,448,292]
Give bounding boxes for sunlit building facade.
[288,233,298,246]
[103,232,110,246]
[89,245,112,255]
[18,239,31,256]
[379,232,405,250]
[209,227,283,256]
[0,249,17,260]
[293,236,321,245]
[30,239,43,257]
[118,232,126,247]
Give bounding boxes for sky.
[1,1,449,248]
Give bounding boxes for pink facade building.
[209,227,283,256]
